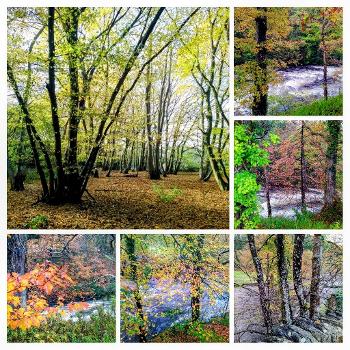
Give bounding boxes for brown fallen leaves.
[8,171,229,229]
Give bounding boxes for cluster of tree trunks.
[9,7,223,204]
[248,234,325,335]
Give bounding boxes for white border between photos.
[0,0,348,349]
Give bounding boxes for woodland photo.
[234,120,342,229]
[121,234,229,343]
[234,234,343,343]
[7,234,116,342]
[7,7,229,229]
[234,7,343,116]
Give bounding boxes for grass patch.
[7,309,116,343]
[152,184,182,203]
[234,270,254,286]
[258,210,341,229]
[282,94,342,116]
[24,215,49,229]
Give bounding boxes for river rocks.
[269,315,342,343]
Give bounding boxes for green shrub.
[153,314,229,343]
[7,308,116,343]
[152,184,182,203]
[335,290,343,313]
[24,215,49,229]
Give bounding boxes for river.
[234,65,343,115]
[121,278,229,342]
[258,188,324,218]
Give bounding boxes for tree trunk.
[12,120,26,191]
[252,7,268,115]
[7,234,27,307]
[47,7,65,198]
[247,234,272,333]
[300,121,307,211]
[310,234,322,320]
[275,234,292,325]
[323,121,341,208]
[124,235,147,342]
[264,167,272,217]
[11,172,25,191]
[7,64,50,198]
[204,91,228,191]
[190,235,204,322]
[145,63,160,180]
[293,234,307,317]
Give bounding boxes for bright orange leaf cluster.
[7,262,88,331]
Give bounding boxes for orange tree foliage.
[7,262,88,330]
[25,235,115,302]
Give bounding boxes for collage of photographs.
[4,0,346,348]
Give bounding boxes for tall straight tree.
[293,234,307,318]
[310,234,322,320]
[275,234,293,325]
[252,7,268,115]
[323,121,341,209]
[123,235,147,342]
[247,234,272,333]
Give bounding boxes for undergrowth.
[258,210,342,229]
[152,184,182,203]
[7,308,116,343]
[282,94,342,116]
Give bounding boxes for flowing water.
[121,279,229,342]
[258,188,324,218]
[235,65,343,115]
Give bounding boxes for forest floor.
[7,171,229,229]
[152,314,229,343]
